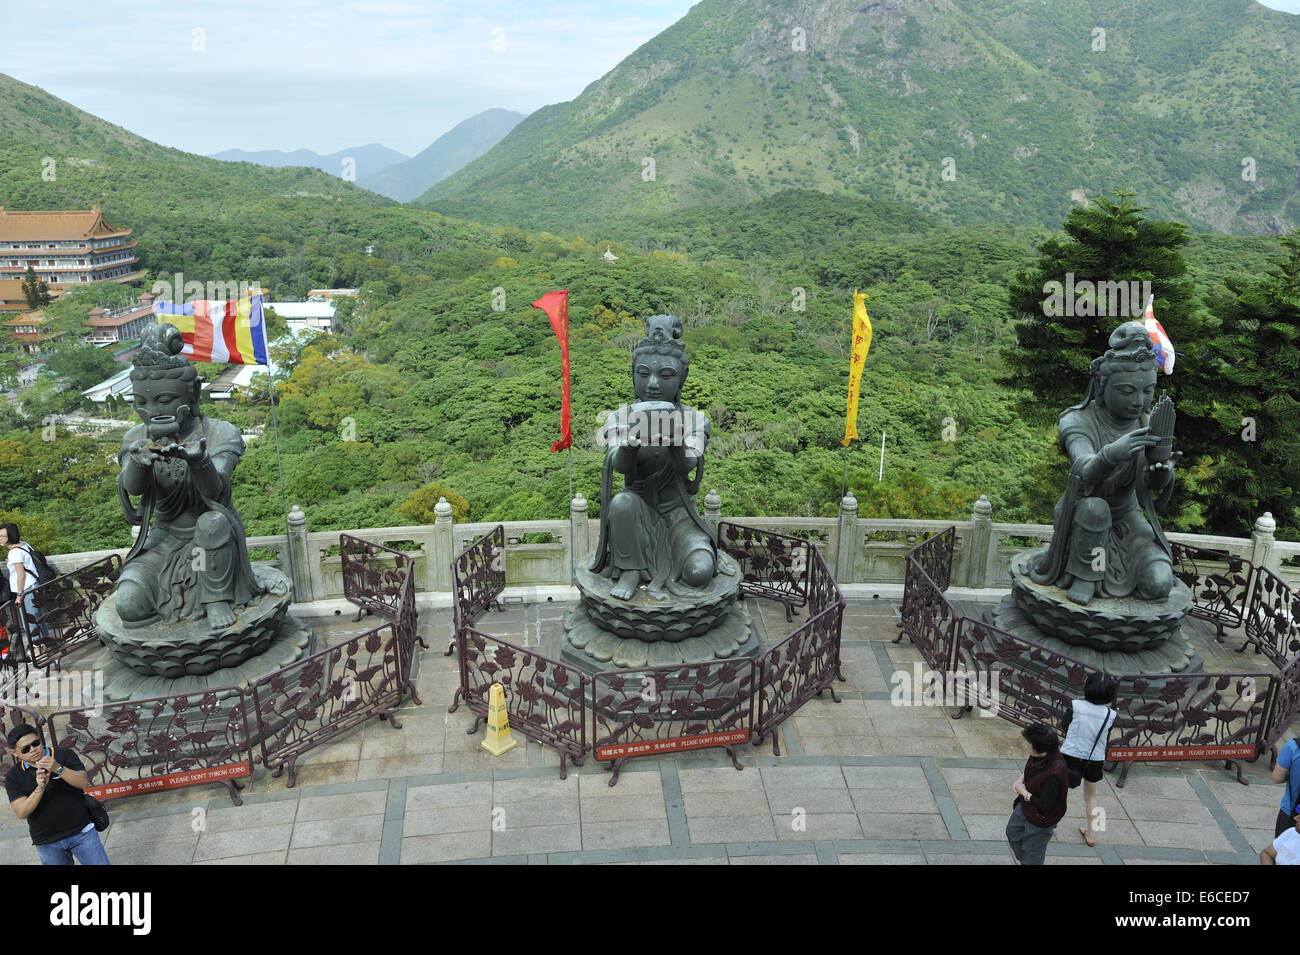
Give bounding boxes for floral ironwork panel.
[717,522,810,617]
[1244,568,1300,668]
[22,555,121,670]
[1112,671,1271,754]
[907,526,956,594]
[1170,542,1252,635]
[452,525,506,632]
[756,604,843,752]
[899,556,961,673]
[340,533,412,619]
[953,620,1091,727]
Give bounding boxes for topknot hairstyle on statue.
[1066,321,1159,412]
[632,314,689,379]
[131,322,200,385]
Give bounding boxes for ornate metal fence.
[896,554,962,673]
[449,626,587,778]
[717,522,810,620]
[1243,567,1300,669]
[1171,541,1253,638]
[755,605,844,754]
[50,687,254,805]
[1110,671,1274,786]
[1262,654,1300,762]
[911,525,956,593]
[19,554,121,670]
[340,533,412,621]
[451,525,506,655]
[591,659,755,785]
[251,621,404,788]
[950,618,1091,726]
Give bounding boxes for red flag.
[532,289,572,451]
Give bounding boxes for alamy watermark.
[1042,274,1153,318]
[2,669,105,716]
[151,273,260,305]
[890,663,1000,715]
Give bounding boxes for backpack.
[17,544,54,590]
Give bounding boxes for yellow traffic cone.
[481,682,518,756]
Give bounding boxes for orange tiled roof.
[0,205,131,242]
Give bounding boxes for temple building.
[0,205,142,310]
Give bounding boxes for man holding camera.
[5,724,110,865]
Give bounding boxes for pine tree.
[1000,191,1224,516]
[20,265,51,310]
[1201,231,1300,537]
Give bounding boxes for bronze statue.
[116,323,262,630]
[1031,321,1178,605]
[590,315,717,600]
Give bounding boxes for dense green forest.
[2,183,1295,556]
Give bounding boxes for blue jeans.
[35,825,110,865]
[22,589,48,641]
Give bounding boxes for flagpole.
[841,443,849,502]
[879,430,886,482]
[257,292,296,602]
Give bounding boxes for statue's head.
[130,323,201,440]
[631,315,688,404]
[1085,321,1159,419]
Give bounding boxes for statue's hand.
[126,438,158,470]
[1104,427,1158,462]
[157,436,208,463]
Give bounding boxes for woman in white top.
[0,523,49,642]
[1060,671,1118,848]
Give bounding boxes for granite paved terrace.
[2,593,1293,866]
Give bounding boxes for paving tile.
[687,815,778,844]
[773,812,863,840]
[356,754,443,780]
[607,857,728,865]
[849,789,939,814]
[403,805,491,837]
[288,841,381,864]
[579,794,667,823]
[406,780,492,811]
[296,790,388,822]
[1220,800,1285,832]
[857,813,950,840]
[401,830,492,864]
[877,736,966,758]
[1109,772,1199,800]
[103,812,201,846]
[194,824,293,862]
[684,789,770,817]
[271,759,358,788]
[582,819,672,851]
[838,853,927,864]
[677,767,764,792]
[194,850,287,865]
[1131,819,1232,851]
[800,736,883,757]
[765,786,855,813]
[495,797,579,828]
[728,853,818,864]
[290,814,385,848]
[492,776,578,803]
[1113,795,1210,823]
[840,765,930,789]
[492,823,580,855]
[104,835,198,865]
[360,732,444,759]
[924,852,1014,865]
[204,800,299,832]
[578,770,662,798]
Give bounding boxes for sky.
[0,0,1296,160]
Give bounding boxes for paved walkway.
[1,597,1291,865]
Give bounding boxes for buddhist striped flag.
[153,293,270,365]
[1142,295,1175,375]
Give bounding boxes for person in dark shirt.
[5,724,110,865]
[1005,721,1069,865]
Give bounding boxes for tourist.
[4,724,110,865]
[1260,803,1300,865]
[0,523,48,642]
[1271,736,1300,837]
[1060,671,1118,847]
[1006,722,1069,864]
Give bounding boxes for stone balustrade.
[43,494,1300,603]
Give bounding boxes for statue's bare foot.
[610,570,641,600]
[206,600,236,630]
[1066,577,1096,606]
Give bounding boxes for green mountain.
[360,109,526,202]
[210,144,409,181]
[419,0,1300,235]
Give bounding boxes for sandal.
[1079,826,1096,848]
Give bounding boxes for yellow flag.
[841,290,872,446]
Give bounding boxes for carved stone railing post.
[967,494,993,588]
[1251,511,1278,575]
[836,494,858,582]
[570,492,589,583]
[286,504,312,602]
[432,497,455,592]
[704,488,722,543]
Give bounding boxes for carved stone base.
[561,600,759,671]
[986,596,1203,676]
[1009,548,1193,651]
[575,557,742,642]
[89,613,313,702]
[95,563,299,678]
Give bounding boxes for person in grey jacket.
[1061,671,1118,847]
